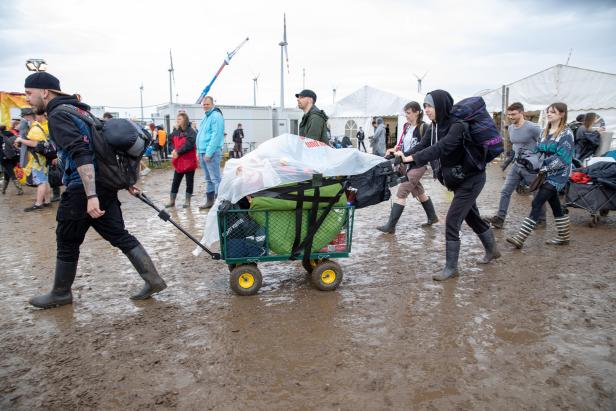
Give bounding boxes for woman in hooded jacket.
[506,102,574,249]
[394,89,501,281]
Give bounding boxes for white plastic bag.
[194,134,386,254]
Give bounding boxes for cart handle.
[133,191,221,260]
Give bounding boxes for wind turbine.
[168,49,177,104]
[413,71,428,94]
[278,13,289,109]
[252,73,260,106]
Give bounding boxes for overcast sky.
[1,0,615,117]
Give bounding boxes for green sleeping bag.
[250,183,347,255]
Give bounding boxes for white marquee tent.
[325,85,425,141]
[480,65,616,133]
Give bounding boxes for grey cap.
[424,93,435,108]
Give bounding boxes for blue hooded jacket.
[196,107,224,157]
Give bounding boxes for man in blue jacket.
[196,96,224,209]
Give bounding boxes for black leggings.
[445,172,490,241]
[171,170,194,195]
[530,183,564,221]
[1,159,18,181]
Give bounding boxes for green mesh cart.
[218,204,354,295]
[136,175,355,296]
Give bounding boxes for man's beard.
[33,105,46,115]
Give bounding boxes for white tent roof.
[326,85,424,118]
[481,64,616,113]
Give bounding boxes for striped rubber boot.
[546,215,570,245]
[506,217,537,249]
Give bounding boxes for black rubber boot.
[125,244,167,300]
[420,197,439,227]
[477,228,501,264]
[1,179,8,195]
[29,260,78,308]
[433,240,460,281]
[376,203,405,233]
[199,191,216,210]
[165,193,177,208]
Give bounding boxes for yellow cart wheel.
[230,265,263,296]
[310,260,343,291]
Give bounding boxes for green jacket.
[299,105,329,144]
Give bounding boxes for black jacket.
[47,95,94,169]
[232,128,244,143]
[410,90,476,188]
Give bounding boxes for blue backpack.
[451,96,504,171]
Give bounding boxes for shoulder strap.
[33,123,48,138]
[51,104,101,130]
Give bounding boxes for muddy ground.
[1,164,615,410]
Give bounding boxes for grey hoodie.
[372,118,386,156]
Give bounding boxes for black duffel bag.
[348,161,397,208]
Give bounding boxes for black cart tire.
[589,215,600,227]
[230,265,262,296]
[310,261,343,291]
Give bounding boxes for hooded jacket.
[47,95,95,187]
[409,89,473,187]
[196,107,225,157]
[372,118,386,156]
[299,105,329,144]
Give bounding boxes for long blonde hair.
[544,102,568,139]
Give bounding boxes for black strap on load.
[294,182,348,266]
[252,176,348,263]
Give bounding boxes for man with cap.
[296,89,329,144]
[24,72,167,309]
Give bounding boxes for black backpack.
[2,134,19,159]
[52,104,150,191]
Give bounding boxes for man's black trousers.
[56,185,140,263]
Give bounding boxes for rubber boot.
[182,194,192,208]
[165,193,177,208]
[51,186,61,202]
[420,197,439,227]
[433,240,460,281]
[546,215,570,245]
[199,191,216,210]
[29,260,78,308]
[1,179,7,195]
[124,244,167,300]
[506,217,537,249]
[14,179,24,195]
[376,203,405,233]
[477,228,501,264]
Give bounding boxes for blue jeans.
[199,149,222,194]
[497,163,546,221]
